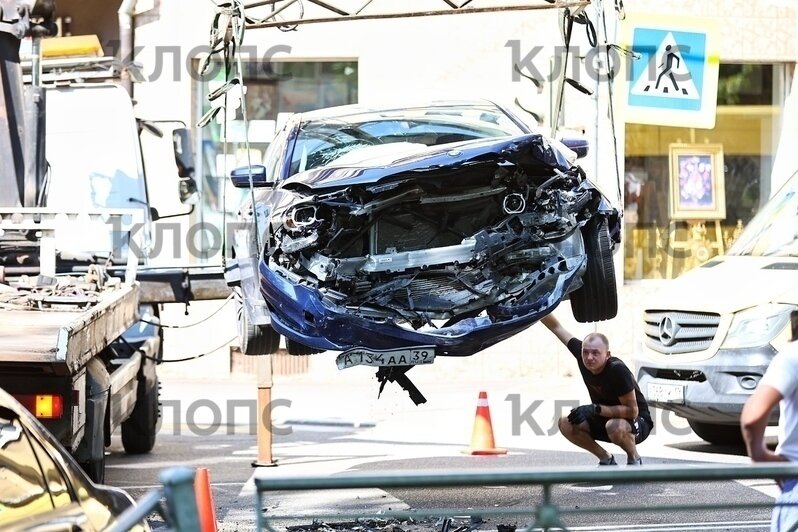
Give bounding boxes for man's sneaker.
[598,454,617,466]
[628,456,643,465]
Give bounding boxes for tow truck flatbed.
[0,283,139,374]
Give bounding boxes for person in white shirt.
[741,337,798,532]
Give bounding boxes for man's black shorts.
[587,416,653,444]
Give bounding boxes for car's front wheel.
[570,218,618,323]
[237,291,280,355]
[688,420,744,445]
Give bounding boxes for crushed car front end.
[258,133,618,356]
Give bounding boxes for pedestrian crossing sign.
[619,15,719,129]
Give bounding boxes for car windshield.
[289,105,526,176]
[728,170,798,257]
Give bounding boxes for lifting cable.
[119,334,238,363]
[550,0,636,209]
[198,1,261,263]
[139,292,234,329]
[596,0,624,207]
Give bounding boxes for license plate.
[336,346,436,370]
[647,382,685,403]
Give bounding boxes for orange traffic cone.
[463,391,507,455]
[194,467,218,532]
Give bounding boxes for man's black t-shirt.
[567,338,651,422]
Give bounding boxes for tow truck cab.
[0,36,196,483]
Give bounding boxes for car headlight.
[721,303,796,349]
[282,204,321,232]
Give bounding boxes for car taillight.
[15,394,64,419]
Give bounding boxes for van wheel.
[237,294,280,355]
[121,377,159,454]
[287,339,323,356]
[688,420,744,445]
[570,218,618,323]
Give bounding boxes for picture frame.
[668,143,726,220]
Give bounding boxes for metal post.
[30,34,41,86]
[39,230,55,277]
[0,32,25,207]
[253,354,277,467]
[160,466,201,532]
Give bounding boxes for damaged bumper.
[259,237,586,357]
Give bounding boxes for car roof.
[293,99,507,122]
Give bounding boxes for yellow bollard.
[252,354,277,467]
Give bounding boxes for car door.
[0,410,95,531]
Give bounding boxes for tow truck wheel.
[237,296,280,355]
[570,218,618,323]
[121,376,159,454]
[687,420,744,445]
[287,339,324,356]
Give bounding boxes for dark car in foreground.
[226,101,619,396]
[0,387,145,531]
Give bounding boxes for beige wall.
[625,0,797,62]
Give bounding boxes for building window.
[194,60,358,262]
[623,63,785,280]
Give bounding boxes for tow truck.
[0,0,227,482]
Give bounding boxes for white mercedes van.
[634,170,798,444]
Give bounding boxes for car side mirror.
[561,137,589,159]
[172,128,195,177]
[172,128,199,204]
[230,165,275,188]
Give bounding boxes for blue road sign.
[621,16,719,128]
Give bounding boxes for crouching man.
[541,313,654,465]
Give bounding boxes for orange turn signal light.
[15,394,65,419]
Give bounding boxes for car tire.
[570,218,618,323]
[287,339,323,356]
[237,296,280,355]
[687,420,744,445]
[121,377,159,455]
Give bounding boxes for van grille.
[644,311,720,354]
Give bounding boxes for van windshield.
[44,85,146,210]
[728,170,798,257]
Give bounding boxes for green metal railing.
[253,463,798,532]
[107,467,200,532]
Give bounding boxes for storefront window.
[194,61,358,262]
[624,63,784,280]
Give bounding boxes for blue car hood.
[282,134,574,190]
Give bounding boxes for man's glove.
[568,403,600,425]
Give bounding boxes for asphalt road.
[104,376,779,531]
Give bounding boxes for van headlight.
[722,303,796,349]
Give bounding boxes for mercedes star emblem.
[659,316,679,347]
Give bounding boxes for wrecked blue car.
[227,101,619,400]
